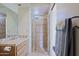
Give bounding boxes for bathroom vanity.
[0,5,29,56]
[0,39,29,56]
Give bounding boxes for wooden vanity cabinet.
[0,44,16,56]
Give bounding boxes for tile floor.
[28,48,49,56]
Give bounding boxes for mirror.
[0,13,6,39]
[0,4,18,39]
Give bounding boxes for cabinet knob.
[4,46,11,52]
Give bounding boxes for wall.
[0,4,18,37]
[18,6,30,36]
[56,3,79,23]
[18,6,32,54]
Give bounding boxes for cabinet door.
[0,44,16,56]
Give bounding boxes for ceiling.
[17,3,50,20]
[1,3,50,17]
[30,3,50,19]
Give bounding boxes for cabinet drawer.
[0,44,16,56]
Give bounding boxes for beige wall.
[18,6,30,36]
[18,6,32,54]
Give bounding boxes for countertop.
[0,38,28,46]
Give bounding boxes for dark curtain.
[53,19,73,56]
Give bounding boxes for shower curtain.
[64,18,73,56]
[53,19,73,56]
